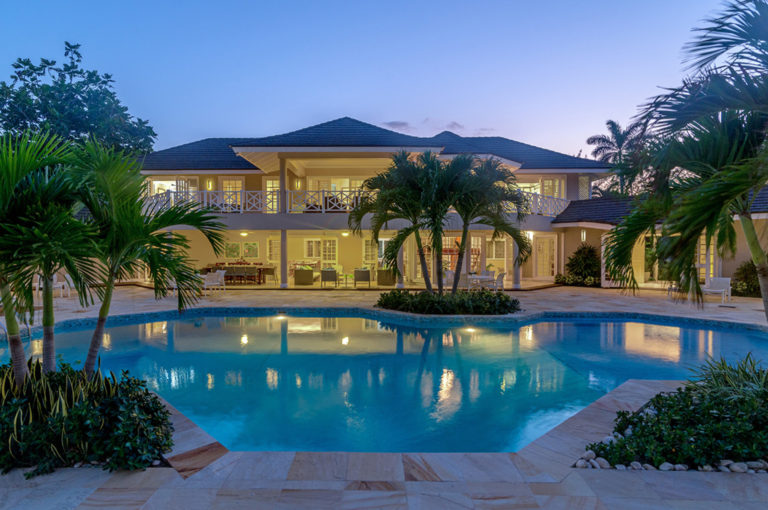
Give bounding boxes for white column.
[511,240,521,290]
[479,234,487,273]
[396,246,405,288]
[280,229,288,288]
[279,157,288,214]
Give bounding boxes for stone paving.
[2,286,768,509]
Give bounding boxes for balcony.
[147,189,569,217]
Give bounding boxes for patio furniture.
[488,272,506,291]
[376,268,396,286]
[262,266,278,286]
[294,268,315,286]
[203,271,226,294]
[443,270,455,289]
[354,268,371,288]
[702,277,732,303]
[245,266,259,284]
[321,268,338,288]
[232,266,246,284]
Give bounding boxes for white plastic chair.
[489,272,506,291]
[702,277,731,303]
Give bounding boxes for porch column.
[558,232,565,274]
[280,229,288,288]
[279,157,288,214]
[511,240,521,290]
[479,234,487,273]
[396,246,404,288]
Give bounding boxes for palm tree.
[70,141,226,375]
[349,151,435,292]
[586,120,645,194]
[604,112,768,316]
[0,132,70,385]
[643,0,768,130]
[0,168,99,373]
[449,158,532,294]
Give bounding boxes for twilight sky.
[2,0,723,156]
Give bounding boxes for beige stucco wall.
[558,227,606,276]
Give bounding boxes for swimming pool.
[41,313,768,452]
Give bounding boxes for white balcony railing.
[287,189,373,213]
[147,190,279,213]
[147,189,569,217]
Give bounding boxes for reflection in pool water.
[35,315,768,452]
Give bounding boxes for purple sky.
[2,0,723,156]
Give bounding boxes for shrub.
[376,289,520,315]
[588,355,768,468]
[732,260,761,297]
[565,243,601,280]
[1,361,173,478]
[554,273,566,284]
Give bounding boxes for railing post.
[321,190,326,213]
[240,190,244,213]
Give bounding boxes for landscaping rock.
[615,464,627,471]
[729,462,748,473]
[630,461,643,470]
[596,457,611,469]
[699,465,714,472]
[151,460,161,467]
[73,462,83,468]
[718,465,731,473]
[758,470,766,473]
[674,464,688,471]
[643,464,657,471]
[582,450,596,461]
[659,462,674,471]
[589,459,601,469]
[575,459,588,469]
[601,435,615,445]
[719,459,734,467]
[747,460,768,470]
[748,469,755,474]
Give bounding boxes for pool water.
[43,315,768,452]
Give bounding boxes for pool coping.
[156,378,683,482]
[40,304,768,336]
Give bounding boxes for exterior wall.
[720,219,768,277]
[559,227,605,275]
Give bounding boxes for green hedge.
[588,355,768,468]
[376,289,520,315]
[1,361,173,478]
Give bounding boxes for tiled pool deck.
[2,287,768,509]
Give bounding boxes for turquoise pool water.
[42,314,768,452]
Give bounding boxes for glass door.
[219,177,244,211]
[534,235,556,279]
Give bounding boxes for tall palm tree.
[0,132,70,385]
[586,120,645,194]
[349,151,435,292]
[449,158,532,294]
[71,141,226,375]
[605,112,768,316]
[643,0,768,130]
[0,168,99,372]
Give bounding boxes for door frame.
[532,233,557,280]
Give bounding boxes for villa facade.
[141,116,754,289]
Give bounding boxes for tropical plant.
[586,120,646,193]
[376,288,520,315]
[349,151,435,292]
[565,243,601,280]
[0,168,99,372]
[0,131,70,385]
[70,140,226,375]
[0,360,173,478]
[604,1,768,319]
[0,42,156,153]
[448,158,531,294]
[732,260,761,297]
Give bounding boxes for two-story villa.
[139,116,656,288]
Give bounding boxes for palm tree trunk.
[41,276,56,373]
[84,277,114,375]
[1,282,28,386]
[451,225,470,294]
[740,215,768,321]
[413,231,433,293]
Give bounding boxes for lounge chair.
[376,268,396,286]
[702,277,731,303]
[321,268,338,288]
[354,268,371,288]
